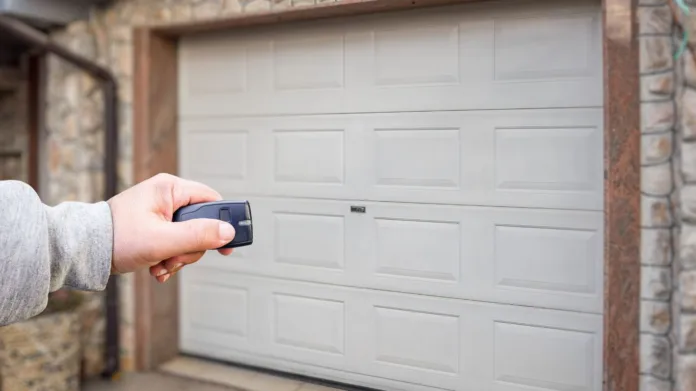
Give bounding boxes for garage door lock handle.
[350,205,366,213]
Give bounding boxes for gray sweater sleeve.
[0,180,113,326]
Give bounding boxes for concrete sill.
[159,356,341,391]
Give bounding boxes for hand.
[107,173,235,283]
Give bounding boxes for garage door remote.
[173,200,253,249]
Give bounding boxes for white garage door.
[178,1,604,390]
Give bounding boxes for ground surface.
[82,372,242,391]
[82,356,347,391]
[82,368,342,391]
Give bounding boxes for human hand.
[107,173,235,283]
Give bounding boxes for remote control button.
[219,208,231,222]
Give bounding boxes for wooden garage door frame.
[132,0,639,389]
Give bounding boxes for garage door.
[177,1,604,390]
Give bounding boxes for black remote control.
[173,200,253,249]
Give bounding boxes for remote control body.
[173,200,253,249]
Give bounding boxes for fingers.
[165,175,223,210]
[150,247,234,283]
[156,218,235,260]
[151,251,206,282]
[218,248,234,256]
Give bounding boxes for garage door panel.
[179,0,602,117]
[370,216,461,282]
[363,296,601,391]
[492,224,600,295]
[374,307,459,373]
[197,196,603,313]
[181,108,603,210]
[180,116,364,200]
[264,292,353,370]
[181,271,355,371]
[364,202,604,313]
[272,293,346,355]
[179,280,258,352]
[179,120,260,195]
[260,197,354,273]
[180,270,602,391]
[368,126,465,191]
[273,130,345,185]
[362,109,603,210]
[267,117,364,199]
[490,323,597,391]
[494,126,600,193]
[463,303,601,391]
[273,211,347,271]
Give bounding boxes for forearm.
[0,180,113,326]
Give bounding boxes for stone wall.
[0,66,28,183]
[675,1,696,389]
[0,311,82,391]
[640,1,696,390]
[639,3,677,391]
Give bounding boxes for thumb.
[159,218,236,259]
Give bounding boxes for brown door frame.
[26,53,43,193]
[133,0,640,389]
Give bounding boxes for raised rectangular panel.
[273,294,345,355]
[274,212,345,269]
[180,268,602,391]
[374,128,460,188]
[374,218,460,282]
[494,225,599,294]
[189,283,248,337]
[494,322,595,391]
[274,129,345,184]
[373,25,459,86]
[187,132,248,179]
[374,306,459,374]
[184,43,247,94]
[273,35,345,90]
[493,14,595,81]
[495,127,600,192]
[180,1,602,118]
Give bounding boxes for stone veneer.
[42,0,696,385]
[0,311,82,391]
[676,1,696,389]
[0,66,28,183]
[640,0,696,389]
[639,2,677,390]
